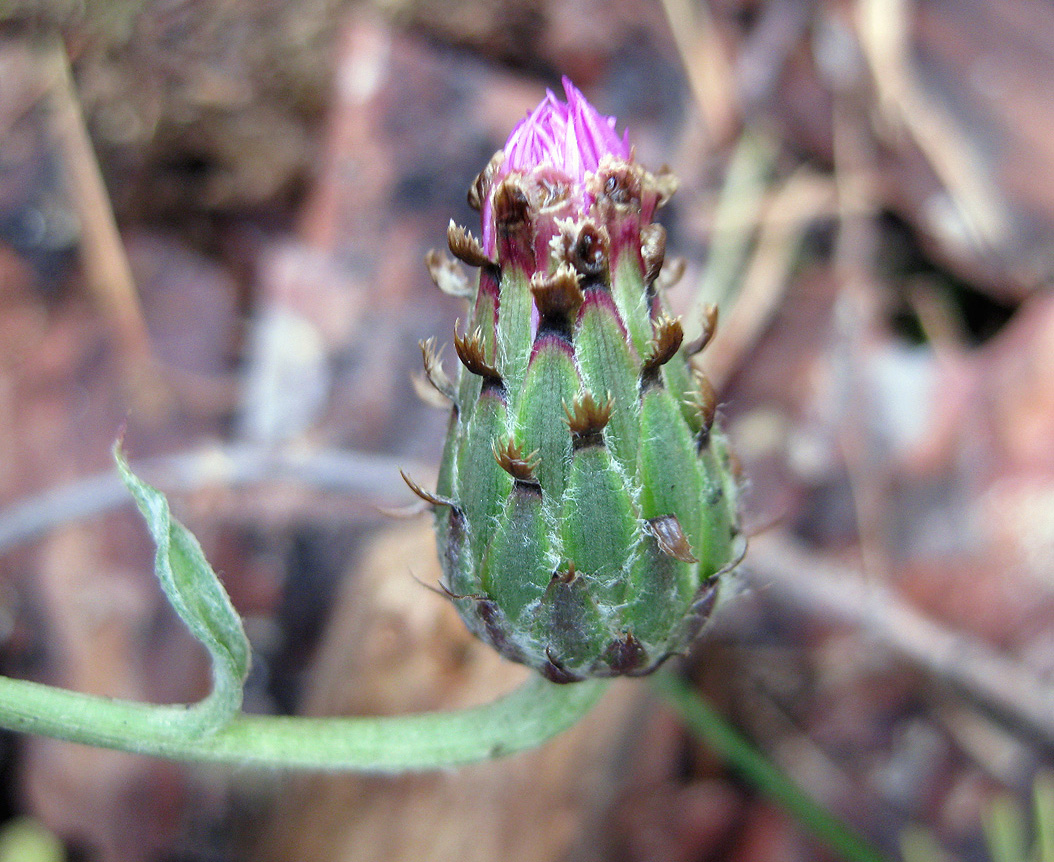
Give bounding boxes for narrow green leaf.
[984,796,1029,862]
[0,442,604,765]
[654,672,890,862]
[1034,771,1054,862]
[697,131,776,310]
[114,443,249,734]
[898,827,955,862]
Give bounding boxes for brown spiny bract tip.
[453,326,501,381]
[589,159,642,209]
[411,372,450,409]
[400,470,454,508]
[647,515,699,563]
[493,438,540,482]
[549,562,578,586]
[551,219,609,279]
[564,391,614,444]
[685,304,719,355]
[419,338,456,401]
[641,224,667,286]
[530,264,584,319]
[656,256,687,291]
[573,222,609,278]
[425,250,474,298]
[492,177,531,229]
[644,166,679,208]
[535,175,570,210]
[641,314,684,378]
[602,631,647,674]
[468,150,504,211]
[541,651,581,684]
[549,218,575,265]
[690,371,718,438]
[447,221,491,268]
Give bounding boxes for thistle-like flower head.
[419,79,741,682]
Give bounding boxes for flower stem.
[0,448,608,771]
[0,673,608,771]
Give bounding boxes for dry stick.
[744,532,1054,750]
[659,0,739,144]
[40,39,167,413]
[855,0,1009,251]
[0,443,435,553]
[734,0,812,112]
[828,92,901,597]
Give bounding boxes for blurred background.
[1,0,1053,859]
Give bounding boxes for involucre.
[408,79,743,682]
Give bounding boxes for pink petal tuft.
[484,79,630,255]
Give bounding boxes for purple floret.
[483,78,630,255]
[504,77,629,177]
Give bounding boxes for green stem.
[0,450,607,771]
[652,671,889,862]
[0,673,608,770]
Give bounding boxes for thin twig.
[659,0,739,144]
[0,443,434,554]
[830,91,894,586]
[855,0,1009,251]
[39,38,168,413]
[743,531,1054,750]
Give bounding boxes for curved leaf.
[115,444,249,733]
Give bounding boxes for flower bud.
[415,78,742,681]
